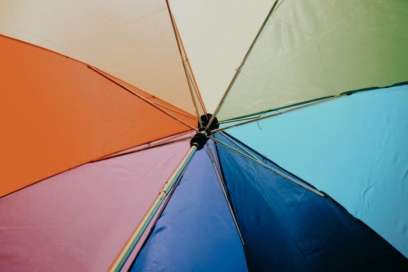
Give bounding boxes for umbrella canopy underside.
[1,0,407,270]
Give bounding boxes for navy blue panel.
[130,145,247,272]
[215,133,408,272]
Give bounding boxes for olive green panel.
[217,0,408,121]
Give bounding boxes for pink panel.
[0,139,190,272]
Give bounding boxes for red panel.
[0,36,196,196]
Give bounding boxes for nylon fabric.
[131,143,247,272]
[169,0,273,113]
[215,133,408,271]
[225,84,408,258]
[0,0,197,114]
[0,36,195,196]
[0,140,190,272]
[217,0,408,120]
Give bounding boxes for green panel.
[217,0,408,121]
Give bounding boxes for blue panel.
[225,84,408,257]
[130,145,247,272]
[215,133,408,271]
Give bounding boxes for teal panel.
[225,85,408,257]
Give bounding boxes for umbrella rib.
[126,153,192,268]
[92,135,193,162]
[204,143,245,246]
[0,133,192,199]
[148,101,196,119]
[217,115,261,124]
[149,157,190,231]
[205,0,279,130]
[172,17,207,114]
[213,79,407,131]
[211,94,347,134]
[88,66,197,131]
[219,132,261,162]
[211,137,325,197]
[166,0,205,128]
[174,24,207,114]
[184,62,203,124]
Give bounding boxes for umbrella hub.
[190,114,219,150]
[198,113,219,132]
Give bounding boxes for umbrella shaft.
[109,145,197,272]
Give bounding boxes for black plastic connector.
[198,113,219,134]
[190,132,208,150]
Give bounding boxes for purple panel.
[0,139,190,272]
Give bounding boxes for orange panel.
[0,36,196,197]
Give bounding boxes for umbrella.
[1,0,407,271]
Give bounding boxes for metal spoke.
[211,137,325,197]
[219,132,260,162]
[166,0,204,128]
[211,95,346,134]
[205,143,245,245]
[205,0,279,130]
[93,134,193,162]
[88,65,197,131]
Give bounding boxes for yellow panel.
[0,0,196,114]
